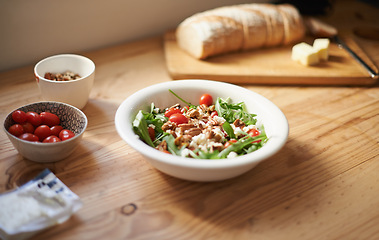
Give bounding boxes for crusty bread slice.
[277,4,305,45]
[210,6,267,50]
[241,4,285,47]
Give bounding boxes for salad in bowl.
[133,90,267,159]
[115,80,288,181]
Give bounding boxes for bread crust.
[240,4,285,47]
[277,4,305,45]
[176,3,305,59]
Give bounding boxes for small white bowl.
[34,54,95,109]
[3,101,87,163]
[115,80,289,181]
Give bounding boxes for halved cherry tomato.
[43,135,62,143]
[19,133,39,142]
[248,129,261,143]
[200,94,213,106]
[8,124,24,137]
[248,129,260,137]
[169,113,188,124]
[164,108,181,118]
[34,125,51,141]
[21,122,34,133]
[26,111,42,126]
[50,125,63,137]
[211,111,218,118]
[12,110,27,123]
[59,129,75,141]
[40,112,60,127]
[224,139,237,148]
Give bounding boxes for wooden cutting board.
[164,30,378,85]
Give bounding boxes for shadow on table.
[158,137,333,237]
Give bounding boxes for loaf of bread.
[176,3,305,59]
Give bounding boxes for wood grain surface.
[164,32,378,85]
[164,2,379,86]
[1,0,379,239]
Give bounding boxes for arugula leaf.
[222,121,235,139]
[169,89,196,108]
[133,94,266,159]
[162,135,181,155]
[218,131,267,158]
[198,150,221,159]
[215,97,257,125]
[133,110,154,147]
[218,136,253,158]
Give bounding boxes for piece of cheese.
[0,169,82,240]
[313,38,330,61]
[291,42,319,66]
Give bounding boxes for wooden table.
[1,1,378,239]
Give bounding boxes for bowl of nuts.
[3,101,87,163]
[34,54,95,109]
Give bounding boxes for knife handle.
[333,35,378,79]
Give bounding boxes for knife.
[304,17,379,79]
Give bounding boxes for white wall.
[0,0,268,72]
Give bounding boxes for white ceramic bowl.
[115,80,289,182]
[34,54,95,109]
[3,102,87,163]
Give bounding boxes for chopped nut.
[44,71,81,81]
[178,123,195,131]
[233,119,245,128]
[174,135,192,147]
[166,130,177,138]
[156,140,168,151]
[208,116,225,126]
[210,142,224,152]
[167,103,180,110]
[185,108,200,118]
[162,121,177,131]
[185,128,202,137]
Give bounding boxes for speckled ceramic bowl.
[3,101,87,162]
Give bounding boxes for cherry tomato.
[211,111,218,118]
[59,129,75,141]
[199,94,213,106]
[169,113,188,124]
[26,111,42,126]
[40,112,60,127]
[21,122,34,133]
[248,129,261,143]
[248,129,260,137]
[19,133,39,142]
[12,110,27,123]
[148,127,155,141]
[50,125,63,137]
[181,106,190,113]
[8,124,24,137]
[224,139,237,148]
[164,108,181,118]
[34,125,51,141]
[43,135,62,143]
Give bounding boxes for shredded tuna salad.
[132,90,267,159]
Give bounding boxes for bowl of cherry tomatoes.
[3,101,87,162]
